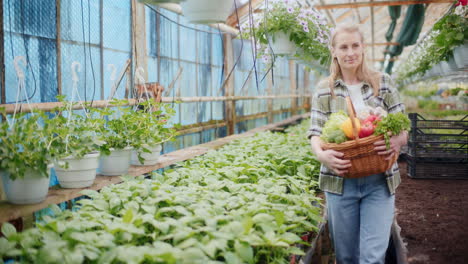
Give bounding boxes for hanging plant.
[395,5,467,84]
[91,99,178,161]
[47,97,106,161]
[240,0,331,66]
[0,110,54,180]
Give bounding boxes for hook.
[13,56,27,79]
[108,64,117,82]
[71,61,81,82]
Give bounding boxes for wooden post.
[223,34,235,135]
[56,0,62,96]
[267,71,273,124]
[304,70,311,111]
[132,0,148,82]
[289,60,297,116]
[1,0,5,104]
[99,0,104,99]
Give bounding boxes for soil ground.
[395,161,468,264]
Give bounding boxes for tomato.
[364,114,381,124]
[358,120,375,138]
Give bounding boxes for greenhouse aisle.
[395,161,468,263]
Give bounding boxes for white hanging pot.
[267,32,297,56]
[99,147,133,176]
[453,42,468,69]
[131,144,162,166]
[1,165,52,205]
[138,0,185,4]
[54,152,100,188]
[181,0,232,24]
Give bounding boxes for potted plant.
[129,100,178,166]
[89,100,134,176]
[47,99,105,188]
[181,0,232,24]
[0,110,54,204]
[240,1,331,64]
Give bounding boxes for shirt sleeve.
[381,73,405,114]
[307,91,328,139]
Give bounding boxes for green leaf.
[123,209,134,223]
[48,204,62,215]
[242,216,253,234]
[234,241,254,263]
[288,246,305,255]
[280,232,301,244]
[1,222,16,238]
[224,251,243,264]
[274,211,285,227]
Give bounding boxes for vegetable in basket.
[320,111,349,143]
[374,112,411,149]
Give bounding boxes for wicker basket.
[321,97,397,178]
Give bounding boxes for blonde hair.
[328,24,380,97]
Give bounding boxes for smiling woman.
[308,24,409,264]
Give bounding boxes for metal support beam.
[1,0,5,104]
[319,0,336,25]
[365,42,399,46]
[360,6,385,24]
[370,0,375,62]
[226,0,264,27]
[56,0,62,96]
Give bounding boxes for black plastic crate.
[406,155,468,179]
[408,113,468,159]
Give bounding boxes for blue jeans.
[325,174,395,264]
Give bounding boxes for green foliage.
[414,110,468,119]
[0,109,54,180]
[1,120,322,264]
[46,98,106,161]
[417,100,439,110]
[91,99,177,157]
[240,1,331,66]
[395,6,468,84]
[320,111,348,143]
[402,88,438,98]
[374,113,411,149]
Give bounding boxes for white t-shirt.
[346,82,367,114]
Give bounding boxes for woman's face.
[332,31,364,72]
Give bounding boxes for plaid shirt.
[307,73,405,195]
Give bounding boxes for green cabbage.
[321,111,348,143]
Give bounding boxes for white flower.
[262,54,271,63]
[287,7,294,13]
[303,25,309,32]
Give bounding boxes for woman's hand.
[317,149,352,176]
[374,131,408,161]
[311,136,351,176]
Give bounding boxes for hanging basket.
[131,144,163,166]
[267,32,297,56]
[1,166,52,205]
[55,152,100,188]
[321,97,397,178]
[99,147,133,176]
[181,0,232,24]
[453,42,468,69]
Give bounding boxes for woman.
[308,25,408,264]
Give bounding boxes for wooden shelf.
[0,113,309,224]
